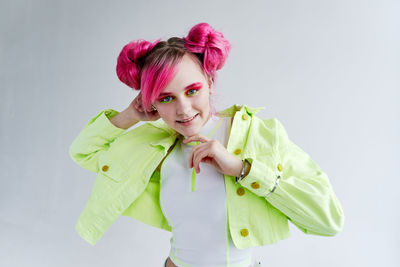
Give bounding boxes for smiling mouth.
[176,113,199,123]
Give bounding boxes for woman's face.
[152,54,213,138]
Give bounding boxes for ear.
[208,77,214,95]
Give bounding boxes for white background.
[1,0,399,266]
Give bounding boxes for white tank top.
[160,114,254,267]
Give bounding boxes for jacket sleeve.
[69,109,127,173]
[239,118,345,236]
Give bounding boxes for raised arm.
[69,109,131,173]
[69,93,160,173]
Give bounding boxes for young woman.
[69,22,344,267]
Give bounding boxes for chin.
[178,128,199,137]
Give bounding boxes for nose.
[176,97,192,117]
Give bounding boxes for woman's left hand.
[183,134,243,177]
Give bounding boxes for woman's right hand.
[128,92,160,122]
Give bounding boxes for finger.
[192,146,210,173]
[188,142,203,168]
[183,134,210,144]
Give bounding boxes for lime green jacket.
[69,104,344,247]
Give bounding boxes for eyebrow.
[158,82,202,97]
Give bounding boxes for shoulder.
[253,115,289,142]
[216,103,289,139]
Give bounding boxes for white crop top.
[160,114,254,267]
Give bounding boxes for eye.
[187,89,199,96]
[160,96,173,103]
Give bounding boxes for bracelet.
[235,159,247,184]
[266,175,281,197]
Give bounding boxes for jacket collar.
[216,104,265,117]
[148,120,180,149]
[147,104,265,148]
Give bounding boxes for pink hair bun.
[116,39,160,89]
[183,22,231,77]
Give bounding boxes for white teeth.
[181,117,193,122]
[178,114,197,122]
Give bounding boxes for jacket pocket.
[98,153,127,182]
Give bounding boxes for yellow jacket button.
[240,228,249,237]
[234,148,242,155]
[242,114,248,120]
[251,182,260,189]
[237,188,245,196]
[102,165,109,172]
[277,163,283,172]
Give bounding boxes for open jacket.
[69,104,344,247]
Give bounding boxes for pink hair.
[116,22,231,112]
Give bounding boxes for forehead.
[161,54,206,93]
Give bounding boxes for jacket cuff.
[238,157,282,197]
